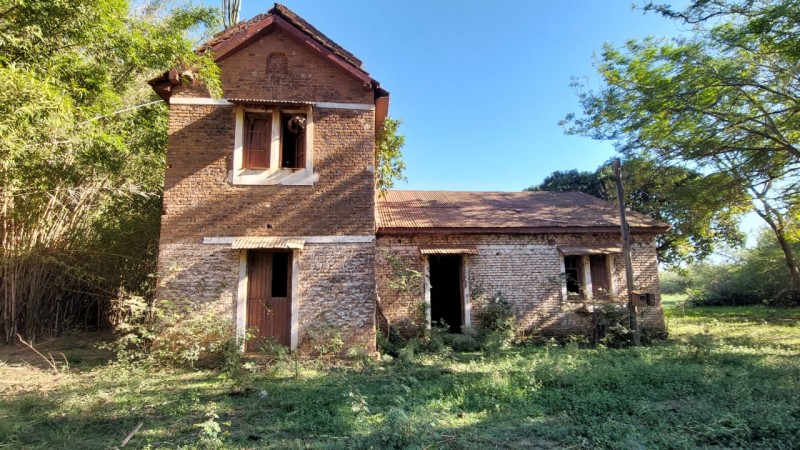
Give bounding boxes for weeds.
[1,301,798,449]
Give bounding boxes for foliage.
[477,292,516,333]
[667,228,800,306]
[2,305,799,448]
[528,156,748,265]
[525,169,607,198]
[0,0,221,342]
[303,324,345,356]
[375,116,407,196]
[563,0,800,295]
[107,296,242,369]
[194,402,228,449]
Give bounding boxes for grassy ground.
[1,302,799,449]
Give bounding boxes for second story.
[150,4,389,243]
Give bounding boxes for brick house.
[150,4,668,352]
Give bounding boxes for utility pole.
[613,158,640,345]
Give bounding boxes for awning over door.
[557,244,622,255]
[419,245,478,255]
[231,237,305,250]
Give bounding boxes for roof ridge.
[196,3,363,70]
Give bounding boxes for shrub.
[478,292,516,332]
[108,297,243,369]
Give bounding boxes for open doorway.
[429,255,463,332]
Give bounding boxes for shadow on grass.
[1,336,799,448]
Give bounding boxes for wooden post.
[613,159,640,345]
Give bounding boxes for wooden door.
[589,255,610,299]
[246,251,292,352]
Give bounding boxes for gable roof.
[149,3,388,108]
[376,190,670,235]
[198,3,363,70]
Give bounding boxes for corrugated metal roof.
[419,245,479,255]
[228,98,314,106]
[377,190,669,233]
[557,244,623,255]
[231,237,305,250]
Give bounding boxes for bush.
[478,292,516,332]
[108,297,243,369]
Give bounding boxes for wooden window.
[564,255,582,296]
[589,255,611,299]
[280,113,306,169]
[244,112,271,169]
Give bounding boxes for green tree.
[563,0,800,299]
[0,0,220,341]
[376,116,407,196]
[525,169,607,198]
[529,157,748,265]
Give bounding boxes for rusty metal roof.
[231,237,305,250]
[376,190,669,234]
[557,244,623,255]
[419,245,479,255]
[228,98,315,106]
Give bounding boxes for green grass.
[2,304,799,449]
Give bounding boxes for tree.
[528,157,748,265]
[0,0,220,341]
[222,0,241,29]
[376,116,407,196]
[563,0,800,299]
[525,169,607,198]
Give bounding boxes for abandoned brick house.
[150,4,668,352]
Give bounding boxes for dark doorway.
[429,255,463,333]
[246,250,292,351]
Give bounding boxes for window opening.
[271,251,289,298]
[281,113,306,169]
[564,255,582,296]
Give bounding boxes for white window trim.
[231,105,315,185]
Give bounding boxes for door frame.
[236,249,300,350]
[423,254,471,330]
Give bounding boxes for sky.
[201,1,763,243]
[214,0,692,191]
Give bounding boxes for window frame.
[231,105,314,185]
[560,252,617,301]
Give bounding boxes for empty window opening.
[244,112,271,169]
[429,255,463,333]
[271,251,289,298]
[589,255,611,299]
[564,255,582,296]
[281,113,306,169]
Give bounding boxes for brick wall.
[156,242,377,351]
[156,243,239,319]
[297,242,376,351]
[155,27,378,351]
[161,105,376,241]
[375,233,665,337]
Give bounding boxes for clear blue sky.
[213,0,690,191]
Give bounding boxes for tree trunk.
[753,196,800,303]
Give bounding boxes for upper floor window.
[232,106,314,185]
